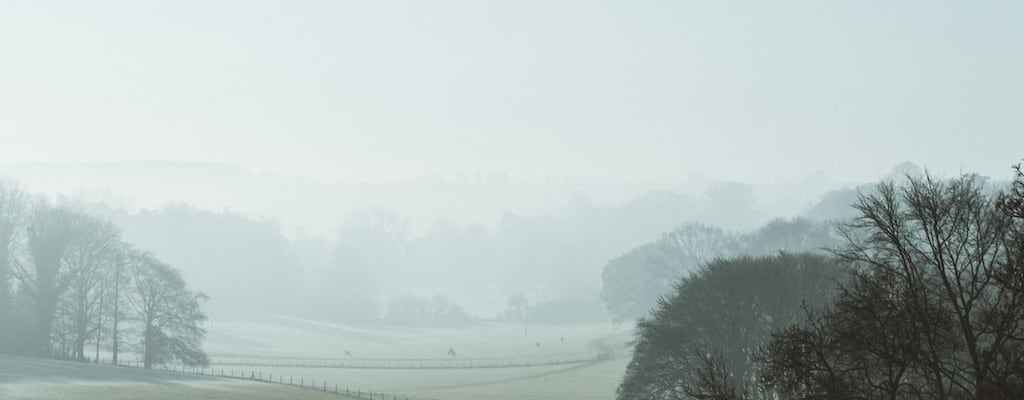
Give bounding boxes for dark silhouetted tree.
[617,253,842,400]
[763,171,1024,400]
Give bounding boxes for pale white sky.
[1,1,1021,183]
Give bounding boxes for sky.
[1,1,1022,184]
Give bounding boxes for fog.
[2,1,1020,183]
[0,160,851,313]
[1,2,1023,400]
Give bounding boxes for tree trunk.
[95,285,103,363]
[33,256,60,357]
[112,262,121,365]
[143,322,154,369]
[0,243,10,350]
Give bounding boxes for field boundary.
[154,362,438,400]
[205,353,613,370]
[84,357,437,400]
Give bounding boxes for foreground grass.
[3,380,357,400]
[230,357,629,400]
[1,321,634,399]
[0,356,357,400]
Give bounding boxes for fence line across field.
[206,353,609,369]
[98,351,618,400]
[153,361,437,400]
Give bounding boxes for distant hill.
[0,161,855,238]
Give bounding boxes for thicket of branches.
[0,183,207,368]
[619,164,1024,400]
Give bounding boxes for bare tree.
[761,275,934,400]
[660,223,738,270]
[342,207,411,248]
[0,181,28,352]
[602,222,738,322]
[125,252,208,368]
[837,173,1023,398]
[1000,163,1024,220]
[683,350,749,400]
[764,172,1024,400]
[109,244,131,365]
[61,217,120,361]
[14,203,88,356]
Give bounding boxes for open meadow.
[200,315,635,400]
[0,355,358,400]
[0,316,634,400]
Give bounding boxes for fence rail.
[153,361,437,400]
[206,354,608,369]
[100,351,620,400]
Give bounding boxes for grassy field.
[1,318,635,400]
[206,316,631,361]
[201,316,635,400]
[0,356,357,400]
[3,380,359,400]
[258,357,630,400]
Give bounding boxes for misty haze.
[2,2,1023,400]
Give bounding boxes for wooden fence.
[155,362,436,400]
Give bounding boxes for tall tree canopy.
[763,172,1024,400]
[617,253,842,400]
[126,251,208,368]
[0,190,208,369]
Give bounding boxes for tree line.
[618,164,1024,400]
[601,217,841,323]
[0,182,207,368]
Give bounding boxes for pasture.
[0,355,356,400]
[202,315,634,400]
[0,317,635,400]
